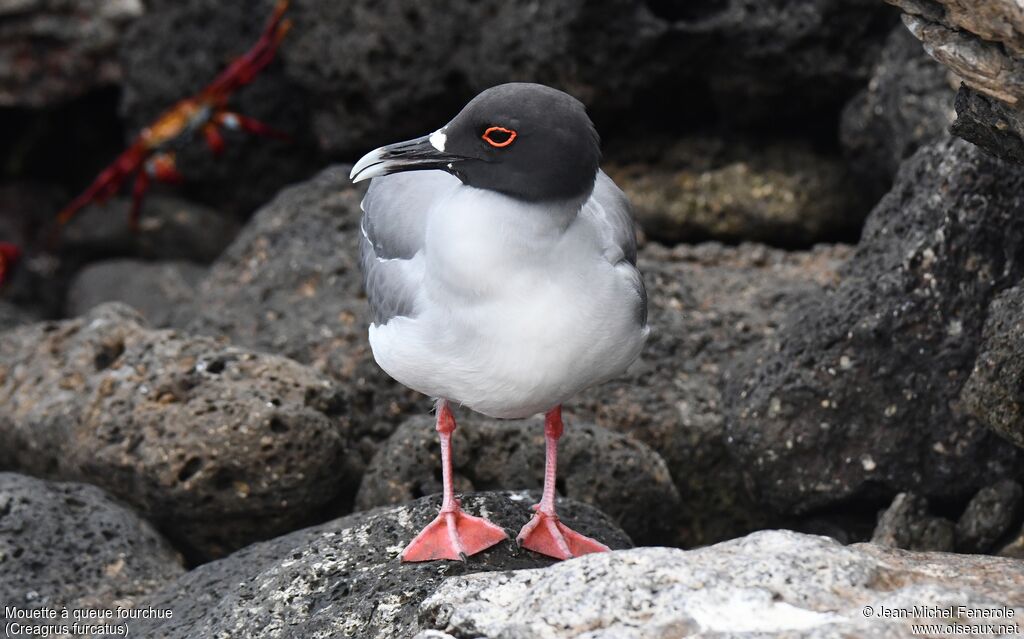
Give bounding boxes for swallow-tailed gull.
[350,82,649,561]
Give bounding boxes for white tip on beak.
[350,147,387,183]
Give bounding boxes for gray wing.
[359,170,461,325]
[580,170,648,327]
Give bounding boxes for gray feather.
[360,171,460,325]
[582,171,648,327]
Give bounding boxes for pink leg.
[516,406,611,560]
[401,401,507,562]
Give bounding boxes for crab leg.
[128,170,150,231]
[216,112,289,140]
[56,145,147,227]
[204,0,291,98]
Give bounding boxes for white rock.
[418,529,1024,638]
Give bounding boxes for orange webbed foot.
[401,502,507,562]
[516,509,610,560]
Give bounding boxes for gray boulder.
[0,303,358,560]
[356,415,681,546]
[128,492,629,639]
[66,259,205,327]
[963,285,1024,450]
[0,472,183,611]
[416,529,1024,638]
[725,138,1024,515]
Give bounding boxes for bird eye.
[482,126,517,148]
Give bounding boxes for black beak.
[350,130,467,183]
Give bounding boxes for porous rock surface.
[725,138,1024,515]
[356,414,681,546]
[951,86,1024,165]
[0,472,183,611]
[0,303,357,560]
[963,285,1024,451]
[128,492,629,639]
[416,529,1024,638]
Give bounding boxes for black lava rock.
[0,472,184,611]
[951,86,1024,167]
[356,414,681,546]
[956,480,1024,554]
[725,138,1024,515]
[128,492,630,639]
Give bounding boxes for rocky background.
[2,1,1024,637]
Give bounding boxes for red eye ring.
[482,126,517,148]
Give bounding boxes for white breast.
[368,185,647,419]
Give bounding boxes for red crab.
[55,0,293,232]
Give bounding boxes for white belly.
[368,186,647,419]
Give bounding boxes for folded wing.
[359,171,461,325]
[579,170,648,328]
